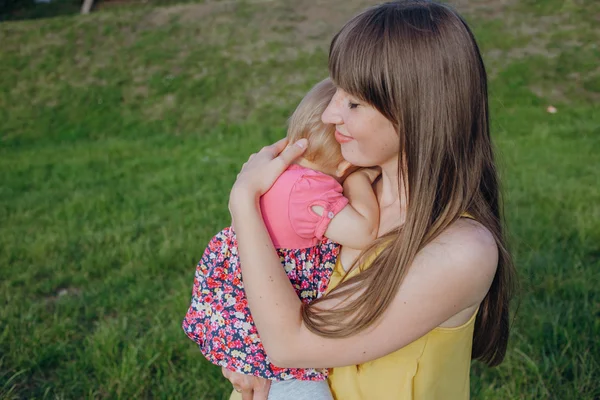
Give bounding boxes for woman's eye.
[348,102,359,109]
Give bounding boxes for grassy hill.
[1,0,599,398]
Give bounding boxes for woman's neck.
[378,158,405,210]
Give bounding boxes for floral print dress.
[182,165,349,381]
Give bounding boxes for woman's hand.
[221,367,271,400]
[229,138,307,214]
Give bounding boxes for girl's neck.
[294,157,339,181]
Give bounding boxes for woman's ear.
[335,160,355,178]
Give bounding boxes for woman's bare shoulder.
[420,217,499,304]
[445,217,498,248]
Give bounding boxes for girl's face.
[321,87,399,168]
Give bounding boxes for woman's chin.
[341,149,377,168]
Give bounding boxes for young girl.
[182,78,379,399]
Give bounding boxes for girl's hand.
[221,367,271,400]
[229,137,307,211]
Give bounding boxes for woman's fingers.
[221,367,272,400]
[280,138,307,163]
[252,378,271,400]
[263,137,289,156]
[230,138,309,209]
[271,138,307,175]
[221,367,230,379]
[222,368,252,393]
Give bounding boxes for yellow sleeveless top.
[326,256,477,400]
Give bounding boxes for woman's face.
[321,87,399,168]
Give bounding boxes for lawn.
[1,0,599,399]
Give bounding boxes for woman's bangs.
[328,19,380,104]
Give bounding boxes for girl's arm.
[317,168,380,249]
[231,140,498,368]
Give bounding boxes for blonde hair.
[302,1,515,367]
[287,78,343,170]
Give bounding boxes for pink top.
[259,164,349,248]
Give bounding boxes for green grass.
[1,0,599,399]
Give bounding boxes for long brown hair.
[301,0,516,367]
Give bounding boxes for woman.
[224,1,515,399]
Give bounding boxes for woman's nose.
[321,95,342,125]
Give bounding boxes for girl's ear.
[335,160,355,178]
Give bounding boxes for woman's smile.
[334,129,354,144]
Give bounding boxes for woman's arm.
[231,140,498,368]
[234,201,497,367]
